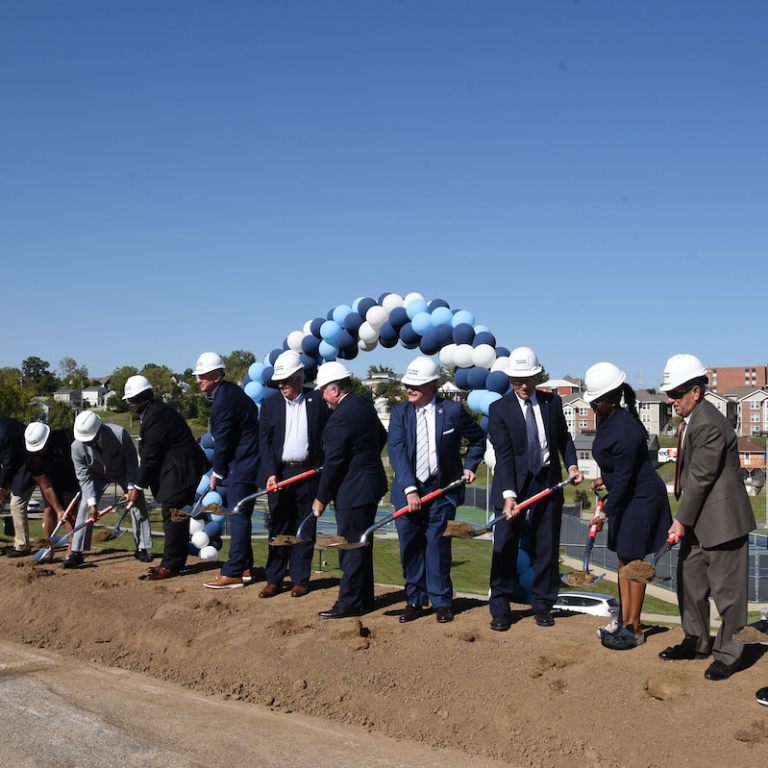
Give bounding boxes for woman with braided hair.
[583,362,672,650]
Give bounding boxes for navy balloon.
[467,366,490,390]
[428,298,450,311]
[340,344,359,360]
[473,331,497,348]
[419,329,442,355]
[379,322,399,348]
[399,322,420,347]
[487,370,510,395]
[480,415,489,432]
[453,323,475,345]
[454,368,471,390]
[495,346,510,358]
[378,292,391,304]
[343,311,364,335]
[435,324,454,346]
[388,307,410,331]
[301,335,321,356]
[261,365,274,384]
[338,329,356,349]
[268,348,283,365]
[281,338,290,351]
[357,297,377,317]
[310,317,325,337]
[326,308,335,320]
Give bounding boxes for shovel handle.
[233,466,323,514]
[485,475,576,531]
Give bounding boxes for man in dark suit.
[657,354,756,681]
[388,356,485,624]
[487,346,582,631]
[194,352,261,590]
[311,362,388,618]
[258,350,329,598]
[124,375,209,581]
[0,417,35,557]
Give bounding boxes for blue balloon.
[454,368,471,390]
[204,521,222,539]
[281,338,289,351]
[388,307,410,330]
[473,331,497,348]
[338,344,359,360]
[467,389,501,415]
[204,447,214,462]
[452,323,475,345]
[248,361,266,382]
[187,542,200,557]
[268,348,283,365]
[378,292,391,304]
[318,340,338,360]
[351,296,366,313]
[332,305,353,325]
[428,298,450,311]
[196,475,211,497]
[467,367,490,390]
[200,432,214,449]
[357,297,377,317]
[406,298,429,319]
[480,415,489,432]
[338,329,356,349]
[301,334,321,356]
[379,321,398,344]
[434,324,454,346]
[261,365,274,384]
[320,320,342,343]
[495,346,511,358]
[244,381,264,402]
[261,386,281,400]
[474,325,491,334]
[430,306,453,327]
[343,311,364,335]
[210,513,227,525]
[452,309,476,327]
[516,549,531,574]
[202,491,223,507]
[419,329,442,355]
[517,564,535,601]
[300,356,318,381]
[310,317,325,337]
[211,536,224,550]
[487,370,510,395]
[241,373,251,386]
[399,322,420,346]
[411,311,432,336]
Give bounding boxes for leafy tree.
[47,400,75,430]
[107,365,139,411]
[375,379,407,409]
[573,489,592,510]
[140,364,180,402]
[367,364,396,378]
[21,356,58,396]
[224,350,256,384]
[350,375,372,400]
[58,357,89,389]
[0,368,25,419]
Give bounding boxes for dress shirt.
[281,392,309,463]
[404,399,438,495]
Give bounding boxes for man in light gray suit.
[657,354,756,681]
[70,410,153,567]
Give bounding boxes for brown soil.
[734,625,768,645]
[561,571,598,586]
[619,560,656,583]
[92,529,115,542]
[1,549,767,768]
[269,535,299,546]
[444,520,481,539]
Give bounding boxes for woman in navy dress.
[584,362,672,649]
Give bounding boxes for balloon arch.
[242,291,514,420]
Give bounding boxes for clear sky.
[2,1,766,388]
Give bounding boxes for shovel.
[444,476,576,539]
[317,478,467,550]
[169,484,214,522]
[33,492,82,563]
[101,503,132,541]
[562,494,606,586]
[620,533,678,584]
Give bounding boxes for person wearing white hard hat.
[257,351,330,598]
[582,363,672,650]
[123,376,210,581]
[387,356,485,624]
[656,354,755,681]
[487,346,583,631]
[24,421,81,566]
[71,410,153,564]
[194,353,261,590]
[312,362,388,618]
[0,418,36,557]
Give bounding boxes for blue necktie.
[525,400,542,475]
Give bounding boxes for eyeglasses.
[666,386,692,400]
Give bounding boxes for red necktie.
[673,420,686,500]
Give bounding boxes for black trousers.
[335,502,377,612]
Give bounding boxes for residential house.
[723,387,768,437]
[708,365,767,394]
[635,390,671,436]
[538,377,583,396]
[53,388,82,408]
[704,391,738,429]
[81,385,109,408]
[738,438,766,470]
[574,432,660,480]
[562,394,595,436]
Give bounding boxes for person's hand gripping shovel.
[620,534,679,584]
[562,493,606,586]
[33,492,82,563]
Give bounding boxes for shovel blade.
[561,571,604,587]
[268,535,300,546]
[33,546,53,563]
[443,520,486,539]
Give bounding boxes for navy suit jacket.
[258,388,330,508]
[488,390,577,509]
[0,417,33,495]
[209,380,260,484]
[315,393,388,509]
[388,398,485,509]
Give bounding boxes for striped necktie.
[415,408,431,482]
[526,400,543,475]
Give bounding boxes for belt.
[283,461,310,467]
[418,475,439,486]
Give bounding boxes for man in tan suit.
[657,354,756,681]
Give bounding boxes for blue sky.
[2,1,766,389]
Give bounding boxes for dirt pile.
[1,549,766,767]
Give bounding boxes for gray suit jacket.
[71,423,139,504]
[677,399,755,548]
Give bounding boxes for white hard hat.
[123,375,153,400]
[401,356,440,386]
[74,410,103,442]
[25,422,51,453]
[315,361,352,390]
[504,346,542,378]
[583,362,627,403]
[272,350,304,381]
[195,352,225,376]
[660,354,708,392]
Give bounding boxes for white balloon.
[491,356,510,373]
[303,319,313,335]
[439,343,458,368]
[191,530,210,549]
[189,517,205,535]
[358,321,380,344]
[381,293,404,313]
[472,344,497,368]
[358,338,378,352]
[287,330,304,353]
[403,291,424,305]
[454,344,475,368]
[199,545,219,561]
[365,305,388,331]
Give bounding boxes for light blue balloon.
[452,309,476,327]
[202,491,223,507]
[210,513,227,524]
[410,311,432,336]
[244,380,264,402]
[200,432,214,449]
[332,304,353,325]
[430,306,453,327]
[320,320,342,342]
[248,361,266,382]
[351,296,366,313]
[406,298,429,319]
[196,475,211,497]
[467,389,502,416]
[318,340,339,360]
[474,324,491,334]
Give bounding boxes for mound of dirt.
[619,560,656,583]
[1,549,766,767]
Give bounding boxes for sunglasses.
[666,386,692,400]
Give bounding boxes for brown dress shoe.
[258,583,280,598]
[399,604,421,623]
[204,575,245,590]
[435,607,454,624]
[290,584,308,598]
[144,566,179,581]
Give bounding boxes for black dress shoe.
[318,604,362,619]
[134,549,153,563]
[399,604,421,623]
[61,552,85,569]
[490,615,512,632]
[756,687,768,706]
[534,610,555,627]
[658,643,709,661]
[6,548,32,558]
[704,659,738,681]
[435,607,454,624]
